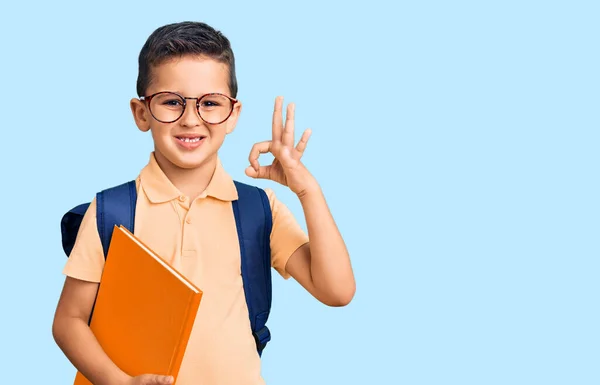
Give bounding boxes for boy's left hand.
[246,96,318,196]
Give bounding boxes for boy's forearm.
[298,182,355,304]
[53,316,130,385]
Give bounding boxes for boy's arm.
[285,183,355,307]
[246,97,356,306]
[52,277,131,385]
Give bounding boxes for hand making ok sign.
[245,96,317,196]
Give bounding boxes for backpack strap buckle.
[253,325,271,355]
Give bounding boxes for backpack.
[60,179,273,356]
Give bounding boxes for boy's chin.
[154,144,217,171]
[170,152,215,170]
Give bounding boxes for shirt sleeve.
[62,197,105,283]
[265,188,309,279]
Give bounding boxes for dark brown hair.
[136,21,237,98]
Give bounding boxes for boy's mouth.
[174,134,206,149]
[176,136,204,143]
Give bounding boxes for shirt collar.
[139,152,238,203]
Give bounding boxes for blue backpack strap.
[60,180,137,259]
[90,180,136,323]
[232,181,273,356]
[61,203,91,257]
[96,180,137,258]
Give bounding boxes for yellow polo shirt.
[63,152,309,385]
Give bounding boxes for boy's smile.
[174,133,206,150]
[130,56,240,175]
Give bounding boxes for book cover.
[74,225,202,385]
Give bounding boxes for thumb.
[245,165,271,180]
[141,374,174,384]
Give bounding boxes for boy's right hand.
[126,374,174,385]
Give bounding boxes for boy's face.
[130,56,241,171]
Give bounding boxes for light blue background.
[0,1,598,384]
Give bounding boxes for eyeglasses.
[140,91,238,125]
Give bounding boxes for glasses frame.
[140,91,238,125]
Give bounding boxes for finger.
[280,145,295,164]
[248,141,271,171]
[141,374,173,384]
[282,102,295,149]
[248,140,271,170]
[295,128,312,155]
[245,165,272,180]
[152,375,173,385]
[272,96,284,143]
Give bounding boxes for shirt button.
[186,217,192,224]
[178,195,186,202]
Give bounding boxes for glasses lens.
[149,92,185,122]
[198,94,233,124]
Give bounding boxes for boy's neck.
[154,151,218,201]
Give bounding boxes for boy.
[52,21,355,385]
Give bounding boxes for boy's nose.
[179,102,203,127]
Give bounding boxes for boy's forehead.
[149,56,230,95]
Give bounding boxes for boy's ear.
[225,100,242,134]
[130,98,151,132]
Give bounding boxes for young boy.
[52,21,355,385]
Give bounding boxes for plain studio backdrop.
[0,1,598,384]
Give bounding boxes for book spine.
[167,292,202,381]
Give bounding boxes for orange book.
[73,225,202,385]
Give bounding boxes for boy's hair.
[136,21,238,98]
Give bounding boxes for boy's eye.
[163,99,183,107]
[201,100,220,108]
